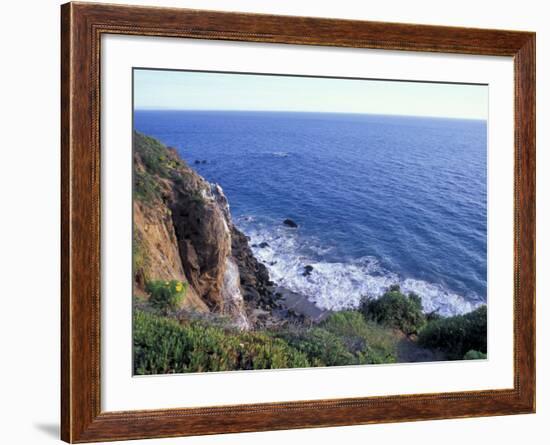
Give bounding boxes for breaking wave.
[270,151,290,158]
[238,217,482,317]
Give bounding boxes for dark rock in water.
[302,265,314,276]
[259,242,270,248]
[194,160,201,165]
[269,261,277,266]
[201,160,207,164]
[283,218,298,228]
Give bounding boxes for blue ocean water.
[134,110,487,316]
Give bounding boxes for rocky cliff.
[133,132,275,329]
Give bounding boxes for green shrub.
[463,350,487,360]
[275,311,397,366]
[320,311,397,364]
[276,327,356,367]
[146,280,188,314]
[133,310,310,374]
[133,132,188,204]
[134,132,173,178]
[417,305,487,360]
[360,285,426,335]
[134,168,160,203]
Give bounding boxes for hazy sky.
[134,69,488,120]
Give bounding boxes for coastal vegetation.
[133,310,310,374]
[134,289,487,374]
[146,280,189,315]
[133,305,397,375]
[132,131,487,374]
[418,305,487,360]
[360,285,426,335]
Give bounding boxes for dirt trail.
[396,332,446,363]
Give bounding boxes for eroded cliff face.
[133,132,274,329]
[133,198,207,312]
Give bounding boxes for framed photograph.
[61,2,535,442]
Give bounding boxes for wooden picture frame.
[61,2,535,442]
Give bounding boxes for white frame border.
[101,34,514,411]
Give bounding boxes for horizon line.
[133,108,487,121]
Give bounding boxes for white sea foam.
[271,151,289,158]
[240,220,482,317]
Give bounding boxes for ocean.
[134,110,487,316]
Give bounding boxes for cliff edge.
[133,132,275,329]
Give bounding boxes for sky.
[133,69,488,120]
